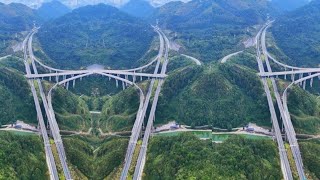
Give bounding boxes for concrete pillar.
[109,76,111,81]
[80,77,82,81]
[73,80,75,88]
[284,68,287,80]
[56,75,59,83]
[303,80,306,90]
[140,76,142,81]
[310,78,314,88]
[291,74,295,82]
[122,81,125,90]
[66,81,69,90]
[116,80,119,88]
[299,74,303,86]
[133,75,136,83]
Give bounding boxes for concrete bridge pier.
[116,80,119,88]
[299,74,303,86]
[55,75,59,83]
[73,79,75,88]
[125,75,129,86]
[66,81,69,90]
[310,77,314,87]
[140,76,143,81]
[48,70,52,81]
[303,80,306,90]
[133,75,136,83]
[291,73,295,82]
[284,68,287,80]
[122,81,125,90]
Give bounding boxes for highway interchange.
[18,20,320,180]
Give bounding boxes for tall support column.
[80,77,82,81]
[140,76,142,81]
[303,80,306,90]
[133,75,136,83]
[310,77,314,87]
[56,75,59,83]
[73,79,76,88]
[299,74,303,86]
[109,76,111,81]
[284,67,287,80]
[291,73,295,82]
[49,70,52,81]
[125,75,128,86]
[63,75,66,86]
[116,80,119,88]
[122,81,125,90]
[66,81,69,90]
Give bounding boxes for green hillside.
[100,86,141,132]
[150,0,277,63]
[37,4,154,69]
[0,3,39,55]
[49,84,91,131]
[0,56,37,126]
[271,0,320,67]
[144,134,282,179]
[287,86,320,135]
[300,140,320,179]
[0,131,47,179]
[156,52,270,129]
[64,136,128,179]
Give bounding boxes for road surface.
[181,54,202,65]
[221,51,243,63]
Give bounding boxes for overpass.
[256,21,313,180]
[22,25,168,180]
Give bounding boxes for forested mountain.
[37,4,154,69]
[120,0,155,18]
[149,0,278,63]
[271,0,310,11]
[0,57,37,126]
[145,134,282,179]
[156,54,270,129]
[0,2,38,32]
[271,0,320,67]
[0,132,47,179]
[36,0,71,21]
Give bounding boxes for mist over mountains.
[0,0,191,8]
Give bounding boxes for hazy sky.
[0,0,192,8]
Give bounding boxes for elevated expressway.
[22,25,169,180]
[256,21,320,180]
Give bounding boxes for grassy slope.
[0,131,47,179]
